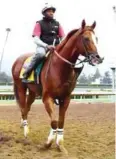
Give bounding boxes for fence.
[0,92,115,100]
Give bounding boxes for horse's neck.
[51,34,80,81]
[56,33,80,64]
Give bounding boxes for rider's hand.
[46,45,55,52]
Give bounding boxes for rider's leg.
[23,46,46,79]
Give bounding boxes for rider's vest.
[37,18,60,45]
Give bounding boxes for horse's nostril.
[96,55,100,58]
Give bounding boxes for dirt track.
[0,102,115,159]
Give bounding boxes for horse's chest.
[54,81,76,97]
[54,71,76,95]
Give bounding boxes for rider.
[23,3,65,79]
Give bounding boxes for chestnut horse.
[12,20,103,153]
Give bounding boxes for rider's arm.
[32,22,48,48]
[34,36,48,48]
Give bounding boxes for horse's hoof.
[44,142,52,149]
[57,145,68,156]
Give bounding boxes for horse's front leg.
[43,95,57,148]
[57,96,70,154]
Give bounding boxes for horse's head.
[75,20,104,66]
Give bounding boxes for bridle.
[53,29,101,67]
[81,37,100,66]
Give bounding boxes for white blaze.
[91,32,98,47]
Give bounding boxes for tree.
[0,72,12,83]
[87,75,94,84]
[78,74,88,84]
[93,68,101,81]
[100,71,112,84]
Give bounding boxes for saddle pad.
[20,56,45,83]
[20,56,34,82]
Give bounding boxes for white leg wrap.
[56,129,64,146]
[21,120,29,137]
[46,128,57,144]
[23,120,28,127]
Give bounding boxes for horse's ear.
[91,21,96,29]
[81,19,86,29]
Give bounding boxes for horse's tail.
[13,83,19,104]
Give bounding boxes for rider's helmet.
[42,3,56,15]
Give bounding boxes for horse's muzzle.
[88,53,104,66]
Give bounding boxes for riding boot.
[23,54,43,79]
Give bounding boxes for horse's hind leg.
[21,89,36,137]
[26,89,36,113]
[42,95,57,149]
[14,82,29,137]
[20,89,36,123]
[14,83,27,120]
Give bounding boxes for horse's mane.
[57,29,78,52]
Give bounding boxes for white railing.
[0,91,115,100]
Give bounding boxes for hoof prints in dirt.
[0,132,12,144]
[15,138,32,146]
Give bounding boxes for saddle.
[20,51,50,83]
[20,56,45,83]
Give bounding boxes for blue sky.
[0,0,116,75]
